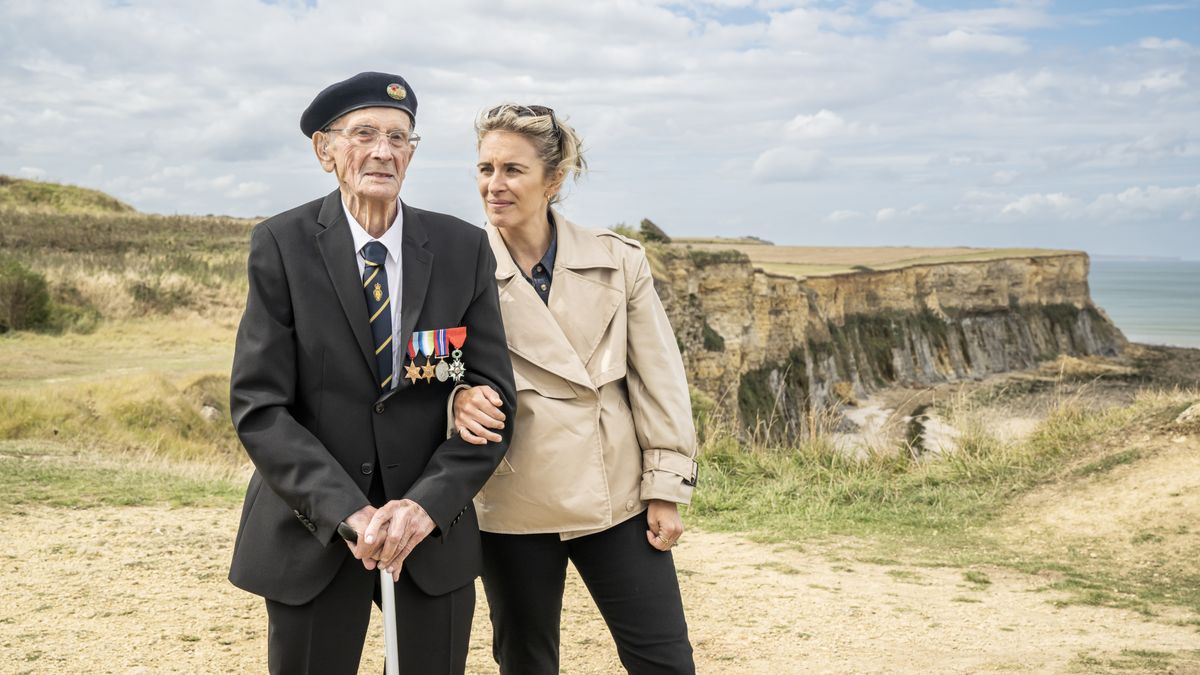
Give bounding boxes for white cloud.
[1085,184,1200,221]
[991,170,1019,185]
[873,204,925,222]
[785,109,876,140]
[1138,37,1191,51]
[229,181,269,198]
[1115,70,1186,96]
[929,29,1028,54]
[751,148,828,183]
[1038,130,1191,169]
[827,209,863,222]
[18,166,46,179]
[1000,192,1080,216]
[995,184,1200,226]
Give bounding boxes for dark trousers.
[481,513,695,675]
[265,552,474,674]
[265,473,474,674]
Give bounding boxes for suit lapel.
[315,190,378,382]
[381,203,433,401]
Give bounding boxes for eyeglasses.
[325,125,421,150]
[486,104,559,136]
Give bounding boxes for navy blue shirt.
[523,222,557,305]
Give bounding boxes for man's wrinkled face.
[314,107,414,204]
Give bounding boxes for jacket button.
[374,403,385,414]
[361,462,374,475]
[625,500,636,512]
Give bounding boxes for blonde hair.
[475,104,587,204]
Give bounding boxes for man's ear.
[312,132,335,173]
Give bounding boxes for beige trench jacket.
[472,212,698,539]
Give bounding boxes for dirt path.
[2,505,1196,674]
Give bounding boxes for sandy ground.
[2,504,1197,674]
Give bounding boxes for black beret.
[300,71,418,137]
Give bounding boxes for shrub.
[0,257,51,332]
[639,218,672,244]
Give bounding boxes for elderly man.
[228,71,516,674]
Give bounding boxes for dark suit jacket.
[228,189,516,606]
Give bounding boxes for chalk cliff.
[649,246,1124,438]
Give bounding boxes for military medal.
[404,335,422,384]
[447,326,467,382]
[434,329,450,382]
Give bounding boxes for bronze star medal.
[404,361,422,384]
[420,358,436,382]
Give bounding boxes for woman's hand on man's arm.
[453,385,506,445]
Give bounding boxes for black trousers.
[264,472,474,674]
[481,512,695,675]
[265,551,474,674]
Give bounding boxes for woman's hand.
[453,385,506,445]
[646,499,684,552]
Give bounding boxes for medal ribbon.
[436,328,448,357]
[407,334,418,360]
[418,330,436,358]
[447,326,467,349]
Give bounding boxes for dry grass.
[0,175,134,214]
[0,208,252,326]
[0,370,243,467]
[672,242,1074,278]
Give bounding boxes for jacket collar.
[487,211,624,391]
[491,209,617,281]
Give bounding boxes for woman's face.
[477,130,556,231]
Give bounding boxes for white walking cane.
[339,522,401,675]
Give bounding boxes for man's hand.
[344,505,379,569]
[453,385,505,445]
[359,499,436,581]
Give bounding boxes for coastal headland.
[1,179,1197,672]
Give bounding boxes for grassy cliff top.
[0,175,135,214]
[673,238,1082,278]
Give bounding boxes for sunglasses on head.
[487,104,559,136]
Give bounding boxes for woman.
[451,104,700,674]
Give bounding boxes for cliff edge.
[650,245,1125,439]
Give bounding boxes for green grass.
[689,389,1200,616]
[691,400,1130,540]
[1070,648,1200,674]
[963,570,992,586]
[0,441,241,511]
[1072,449,1141,477]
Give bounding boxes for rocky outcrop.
[650,247,1124,440]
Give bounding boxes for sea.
[1089,259,1200,349]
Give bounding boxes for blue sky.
[1,0,1197,258]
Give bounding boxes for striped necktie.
[360,241,393,390]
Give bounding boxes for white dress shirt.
[344,199,404,388]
